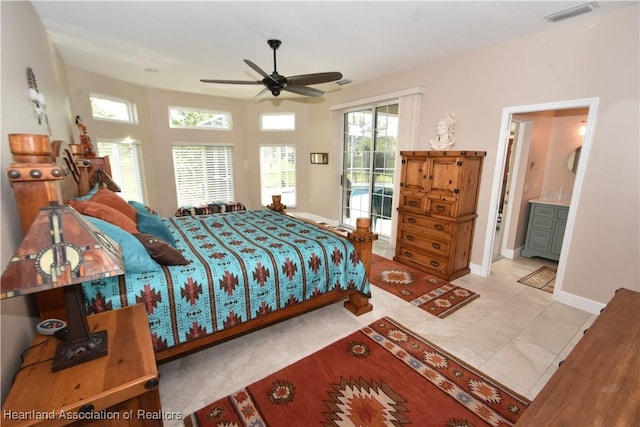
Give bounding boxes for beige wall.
[540,113,585,199]
[318,4,639,306]
[0,1,75,402]
[65,69,328,216]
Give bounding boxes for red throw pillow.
[89,189,138,223]
[68,200,138,234]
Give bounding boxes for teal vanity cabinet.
[521,199,569,261]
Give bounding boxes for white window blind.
[96,139,146,202]
[259,145,296,207]
[172,144,234,206]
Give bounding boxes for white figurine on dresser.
[429,112,456,150]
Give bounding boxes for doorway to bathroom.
[482,98,598,296]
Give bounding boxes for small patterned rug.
[185,317,530,426]
[370,254,480,318]
[518,266,556,293]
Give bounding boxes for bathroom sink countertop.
[529,198,571,207]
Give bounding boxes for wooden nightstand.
[2,304,163,426]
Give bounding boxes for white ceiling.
[31,1,632,99]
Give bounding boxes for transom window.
[169,107,232,130]
[90,94,137,124]
[172,144,234,206]
[259,145,296,207]
[96,138,146,202]
[260,113,295,131]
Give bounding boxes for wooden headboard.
[6,134,113,319]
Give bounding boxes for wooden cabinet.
[2,304,163,426]
[394,150,485,280]
[521,200,569,261]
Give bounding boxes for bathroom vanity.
[521,198,570,261]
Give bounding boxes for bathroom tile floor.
[157,239,595,426]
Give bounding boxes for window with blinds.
[96,139,146,202]
[259,145,296,207]
[172,144,234,207]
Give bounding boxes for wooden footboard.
[6,135,377,363]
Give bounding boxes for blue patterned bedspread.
[82,210,369,352]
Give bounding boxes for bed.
[6,135,376,363]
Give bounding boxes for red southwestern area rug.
[185,317,530,426]
[370,255,480,318]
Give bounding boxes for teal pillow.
[83,216,161,273]
[75,184,99,201]
[128,200,158,216]
[136,211,176,247]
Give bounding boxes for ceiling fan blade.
[200,79,262,85]
[287,72,343,86]
[284,85,325,97]
[245,59,280,86]
[254,87,270,97]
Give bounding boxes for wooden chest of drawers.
[394,151,485,280]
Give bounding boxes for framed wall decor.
[310,153,328,164]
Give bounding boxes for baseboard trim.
[289,212,336,225]
[501,246,523,259]
[469,262,486,277]
[553,290,605,315]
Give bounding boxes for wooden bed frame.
[5,134,376,363]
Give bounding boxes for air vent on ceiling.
[544,1,599,23]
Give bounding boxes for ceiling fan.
[200,39,343,97]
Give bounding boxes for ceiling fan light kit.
[201,39,343,97]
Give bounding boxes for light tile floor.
[157,239,596,426]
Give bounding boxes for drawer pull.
[79,404,95,414]
[432,242,441,250]
[146,378,159,390]
[404,251,413,258]
[408,201,418,207]
[430,260,440,267]
[436,205,446,212]
[406,235,414,241]
[434,224,444,231]
[408,217,416,224]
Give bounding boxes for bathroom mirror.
[566,146,582,174]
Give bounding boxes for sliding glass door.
[341,103,398,238]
